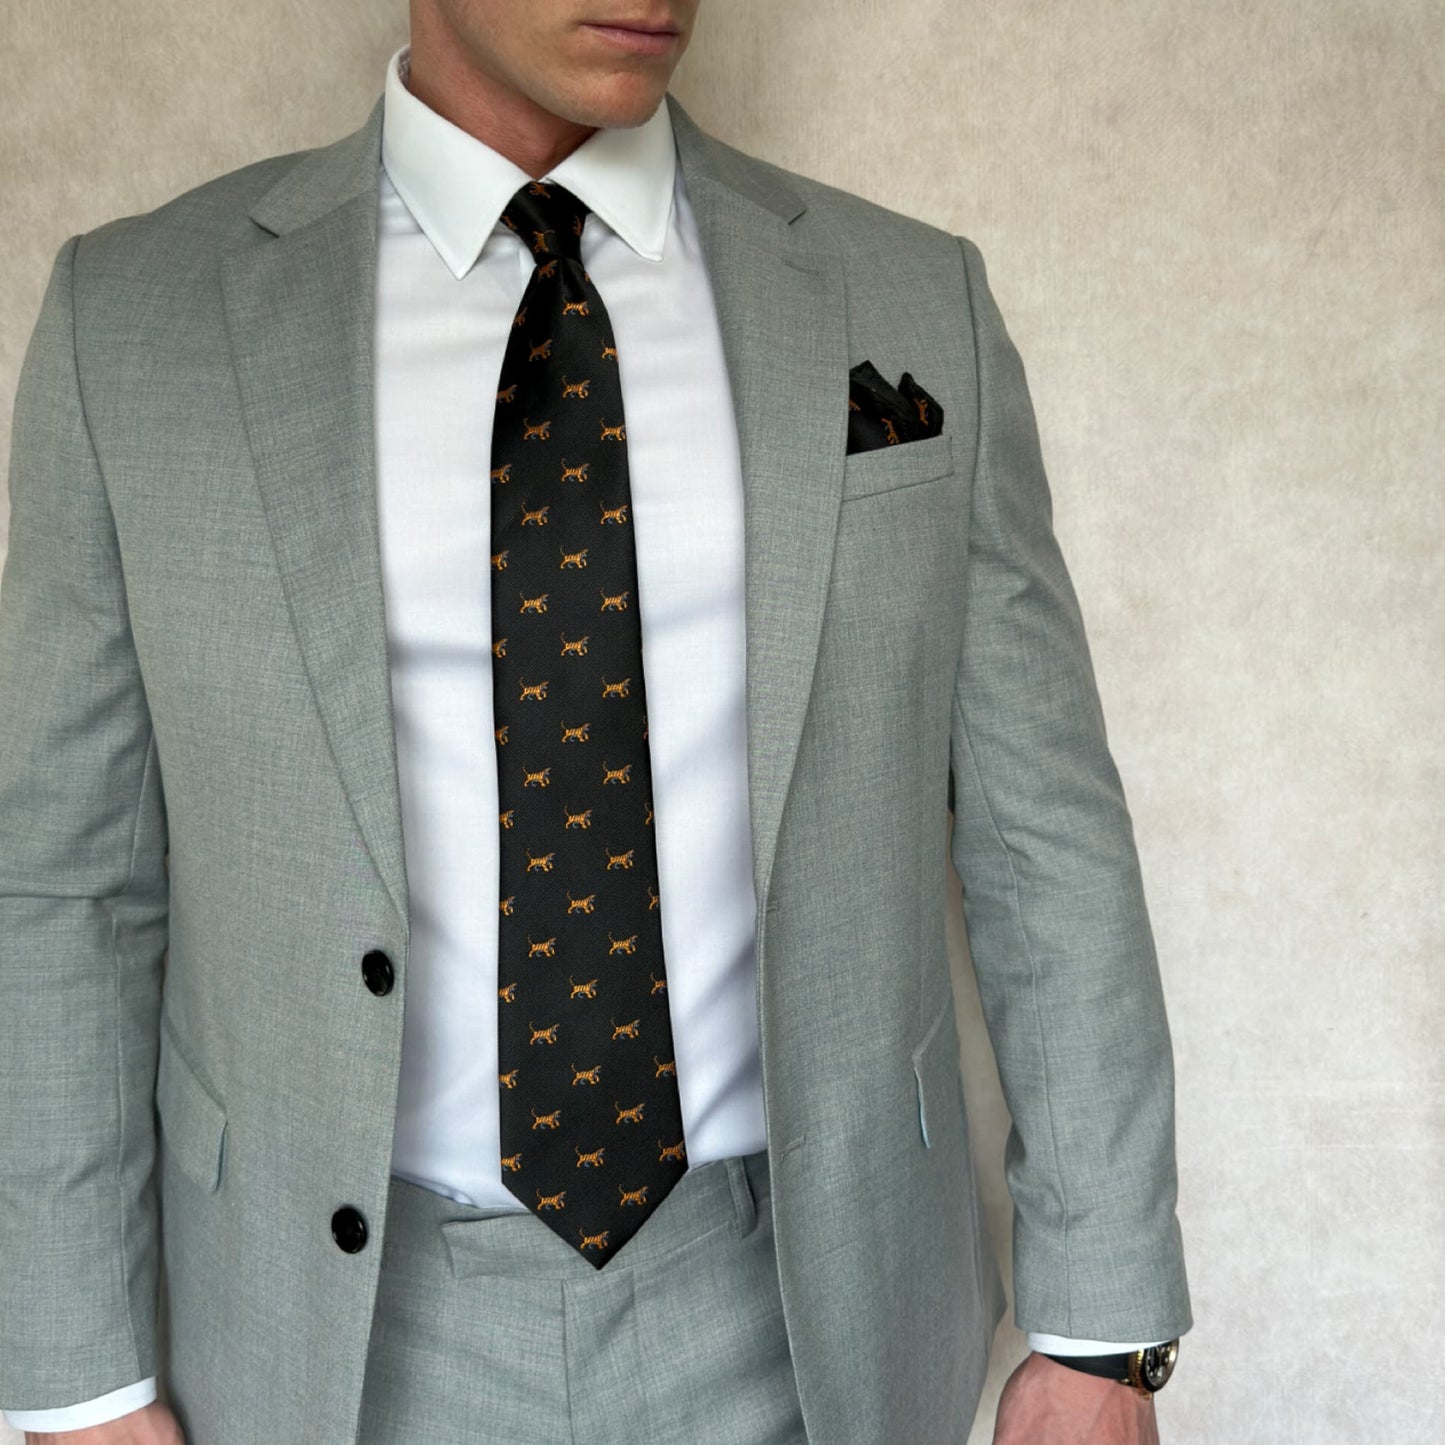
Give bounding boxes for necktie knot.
[502,180,590,266]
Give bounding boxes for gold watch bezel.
[1126,1338,1179,1393]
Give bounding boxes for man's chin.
[545,74,671,130]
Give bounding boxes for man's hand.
[993,1353,1160,1445]
[24,1402,185,1445]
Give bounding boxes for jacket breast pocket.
[842,431,954,502]
[912,989,963,1149]
[155,1017,228,1193]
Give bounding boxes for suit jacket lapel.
[222,97,410,926]
[221,92,848,930]
[666,95,848,906]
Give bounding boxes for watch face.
[1140,1339,1179,1391]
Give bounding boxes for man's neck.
[403,38,596,180]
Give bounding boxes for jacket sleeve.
[946,235,1191,1342]
[0,233,169,1408]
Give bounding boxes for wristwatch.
[1041,1340,1179,1395]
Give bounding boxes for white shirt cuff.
[1028,1333,1169,1355]
[4,1377,158,1431]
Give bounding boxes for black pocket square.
[847,359,944,455]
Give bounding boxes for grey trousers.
[357,1149,808,1444]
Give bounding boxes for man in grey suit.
[0,1,1190,1442]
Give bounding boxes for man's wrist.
[1035,1339,1181,1395]
[3,1377,158,1432]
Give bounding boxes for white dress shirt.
[375,45,766,1210]
[6,43,1150,1433]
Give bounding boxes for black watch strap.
[1042,1340,1179,1393]
[1041,1352,1133,1385]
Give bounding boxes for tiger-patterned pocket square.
[846,359,944,454]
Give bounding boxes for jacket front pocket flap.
[911,990,961,1149]
[842,431,954,502]
[155,1020,227,1193]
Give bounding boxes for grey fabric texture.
[357,1152,805,1445]
[0,89,1189,1443]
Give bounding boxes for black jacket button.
[331,1206,368,1254]
[361,949,394,996]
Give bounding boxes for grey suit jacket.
[0,91,1189,1443]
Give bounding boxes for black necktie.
[489,179,687,1266]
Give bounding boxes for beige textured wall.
[2,2,1440,1441]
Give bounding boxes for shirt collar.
[380,43,677,279]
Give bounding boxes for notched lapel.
[668,96,849,906]
[221,100,409,927]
